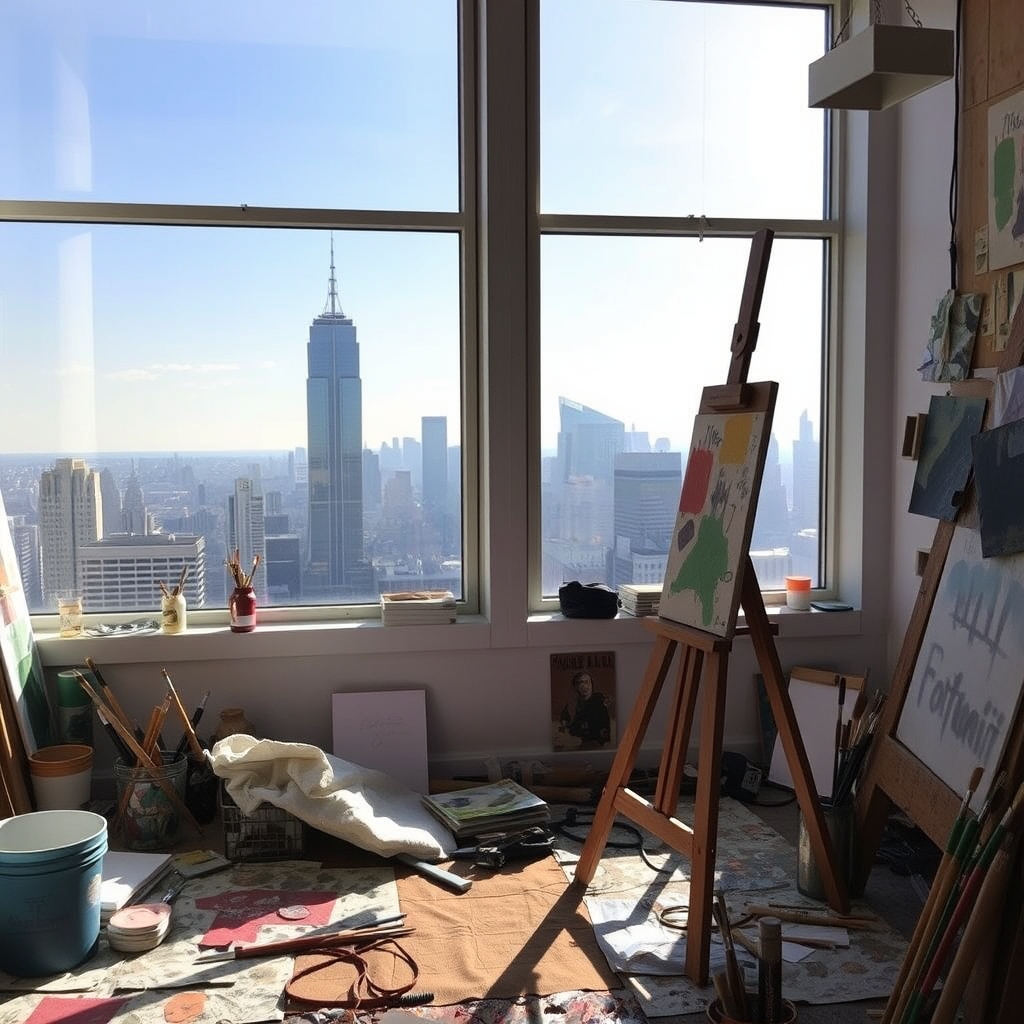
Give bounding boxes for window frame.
[0,0,856,652]
[0,0,481,627]
[524,0,843,614]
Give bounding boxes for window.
[0,1,471,620]
[1,0,840,632]
[535,0,833,604]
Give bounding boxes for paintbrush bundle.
[380,590,457,625]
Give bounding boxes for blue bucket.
[0,809,108,977]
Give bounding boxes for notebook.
[100,850,174,918]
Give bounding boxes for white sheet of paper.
[768,672,861,798]
[331,689,429,794]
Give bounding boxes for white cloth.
[208,735,456,860]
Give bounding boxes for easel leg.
[574,633,679,885]
[686,648,729,984]
[654,644,702,815]
[741,562,850,913]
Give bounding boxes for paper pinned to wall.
[332,689,429,794]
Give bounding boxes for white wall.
[888,0,960,666]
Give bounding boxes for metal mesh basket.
[219,783,307,862]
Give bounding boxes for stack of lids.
[106,903,172,953]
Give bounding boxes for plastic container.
[113,751,188,850]
[0,809,107,977]
[29,743,94,810]
[784,575,812,610]
[55,669,94,746]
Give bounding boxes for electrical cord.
[553,806,676,875]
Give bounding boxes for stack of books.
[618,583,662,617]
[100,850,174,924]
[380,590,457,625]
[422,779,550,841]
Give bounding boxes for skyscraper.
[611,451,681,587]
[227,477,266,601]
[38,458,102,605]
[305,242,371,598]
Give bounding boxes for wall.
[890,0,1024,662]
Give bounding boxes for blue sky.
[0,0,827,456]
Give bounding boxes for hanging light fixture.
[808,0,954,110]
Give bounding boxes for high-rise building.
[38,458,103,605]
[121,464,149,535]
[98,468,123,538]
[227,477,266,600]
[78,533,206,612]
[421,415,448,524]
[305,242,371,598]
[792,410,820,531]
[611,451,681,587]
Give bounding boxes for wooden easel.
[572,229,849,986]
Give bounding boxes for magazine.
[422,779,550,840]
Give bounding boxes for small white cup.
[29,745,94,810]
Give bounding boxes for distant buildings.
[611,451,682,587]
[78,533,206,613]
[227,477,267,601]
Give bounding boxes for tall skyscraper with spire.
[305,242,371,598]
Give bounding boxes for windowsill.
[35,605,862,667]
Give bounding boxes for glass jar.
[229,585,256,632]
[161,592,187,634]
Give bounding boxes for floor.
[665,795,936,1024]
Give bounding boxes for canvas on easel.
[660,384,776,637]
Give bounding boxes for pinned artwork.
[988,87,1024,272]
[919,289,983,382]
[973,418,1024,557]
[659,383,776,637]
[908,394,987,521]
[895,525,1024,812]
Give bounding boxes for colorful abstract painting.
[659,404,771,637]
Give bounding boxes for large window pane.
[540,0,828,219]
[0,1,458,210]
[0,224,463,614]
[539,236,824,596]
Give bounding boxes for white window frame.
[5,0,876,673]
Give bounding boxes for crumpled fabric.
[208,734,456,860]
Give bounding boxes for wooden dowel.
[162,669,205,760]
[745,905,881,931]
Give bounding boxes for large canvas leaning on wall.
[895,524,1024,812]
[659,383,776,638]
[0,487,54,754]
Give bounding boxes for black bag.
[558,581,620,619]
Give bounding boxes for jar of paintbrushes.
[159,568,188,635]
[226,549,260,633]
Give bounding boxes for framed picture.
[551,651,616,752]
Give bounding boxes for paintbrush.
[194,922,413,963]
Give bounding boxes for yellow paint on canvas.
[720,414,753,464]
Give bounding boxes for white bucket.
[29,744,94,811]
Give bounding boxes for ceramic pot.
[229,586,256,632]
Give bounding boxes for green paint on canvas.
[994,137,1016,231]
[668,513,728,627]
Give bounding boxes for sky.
[0,0,827,457]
